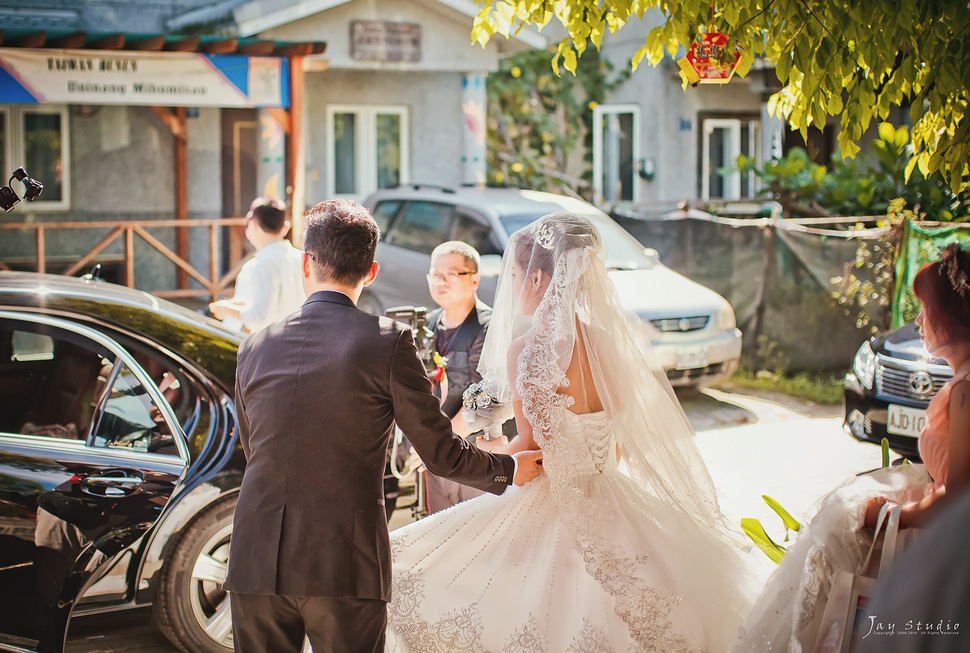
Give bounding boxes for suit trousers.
[230,592,386,653]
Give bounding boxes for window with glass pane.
[708,126,729,198]
[93,363,175,455]
[376,113,401,189]
[702,117,759,199]
[601,112,635,201]
[24,112,63,202]
[328,106,408,198]
[452,212,501,256]
[740,123,751,198]
[373,200,402,234]
[333,113,357,195]
[739,122,760,198]
[0,326,107,440]
[387,202,453,254]
[120,344,210,457]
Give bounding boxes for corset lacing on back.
[558,410,614,474]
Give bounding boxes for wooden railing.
[0,217,250,301]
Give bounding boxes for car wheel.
[356,291,383,316]
[154,497,236,653]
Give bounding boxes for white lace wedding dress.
[386,410,755,652]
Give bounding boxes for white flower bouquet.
[461,381,512,440]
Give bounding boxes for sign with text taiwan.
[0,48,290,107]
[680,32,744,85]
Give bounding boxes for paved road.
[66,387,879,651]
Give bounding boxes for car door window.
[92,361,177,456]
[452,210,502,256]
[373,200,402,235]
[386,201,454,254]
[0,324,110,441]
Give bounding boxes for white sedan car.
[363,186,741,386]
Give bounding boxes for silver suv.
[362,185,741,386]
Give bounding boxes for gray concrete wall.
[266,0,501,203]
[598,15,763,206]
[263,0,501,73]
[302,68,465,202]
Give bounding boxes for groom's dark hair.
[303,199,380,286]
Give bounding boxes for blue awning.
[0,30,325,108]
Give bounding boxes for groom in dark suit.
[225,199,543,652]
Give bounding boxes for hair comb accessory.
[531,221,558,249]
[939,242,970,298]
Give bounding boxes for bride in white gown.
[386,213,758,652]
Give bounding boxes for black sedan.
[844,322,952,460]
[0,271,244,653]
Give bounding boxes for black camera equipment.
[384,305,440,522]
[0,166,44,212]
[385,305,437,375]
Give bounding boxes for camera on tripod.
[385,305,438,376]
[384,305,439,522]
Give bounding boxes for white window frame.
[592,104,641,205]
[0,105,71,211]
[701,117,760,200]
[325,105,409,201]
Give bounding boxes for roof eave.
[228,0,547,49]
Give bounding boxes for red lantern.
[679,31,744,85]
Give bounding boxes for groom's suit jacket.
[224,290,515,601]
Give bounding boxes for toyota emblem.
[908,371,934,396]
[678,318,691,332]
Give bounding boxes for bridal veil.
[476,212,757,649]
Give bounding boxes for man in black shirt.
[422,241,505,513]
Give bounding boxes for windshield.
[499,213,654,270]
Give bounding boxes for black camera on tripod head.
[385,305,438,376]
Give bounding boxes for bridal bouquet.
[461,382,512,440]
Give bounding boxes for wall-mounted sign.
[351,21,421,63]
[678,32,744,85]
[0,48,290,107]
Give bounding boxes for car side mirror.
[642,248,660,266]
[479,254,503,278]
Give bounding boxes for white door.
[592,104,640,205]
[701,118,760,200]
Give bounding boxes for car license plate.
[887,404,927,438]
[675,346,709,370]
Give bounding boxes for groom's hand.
[511,450,543,486]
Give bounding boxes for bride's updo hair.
[914,242,970,343]
[513,212,602,277]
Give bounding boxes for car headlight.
[853,340,877,390]
[716,303,736,330]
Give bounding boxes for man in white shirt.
[209,197,305,334]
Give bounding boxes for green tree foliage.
[472,1,970,193]
[736,123,970,220]
[486,48,628,192]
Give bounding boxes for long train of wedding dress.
[386,410,756,652]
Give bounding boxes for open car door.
[0,312,188,652]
